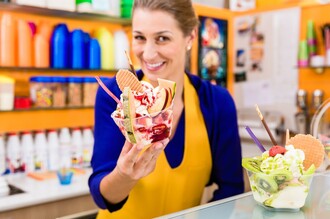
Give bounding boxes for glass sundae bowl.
[244,165,314,211]
[111,104,173,147]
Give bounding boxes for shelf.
[298,66,330,74]
[0,108,94,132]
[0,66,118,74]
[0,2,132,26]
[0,106,94,113]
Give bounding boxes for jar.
[83,77,98,107]
[0,75,15,111]
[52,76,67,108]
[67,77,83,107]
[29,76,53,108]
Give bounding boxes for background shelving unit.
[0,3,128,132]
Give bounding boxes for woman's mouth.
[145,61,165,71]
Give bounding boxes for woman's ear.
[186,27,197,51]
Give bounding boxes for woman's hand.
[116,138,170,181]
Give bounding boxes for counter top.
[156,171,330,219]
[0,168,92,212]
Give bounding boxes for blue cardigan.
[89,70,244,210]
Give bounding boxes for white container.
[47,0,75,11]
[71,128,83,168]
[21,131,35,173]
[310,55,325,67]
[12,0,47,8]
[34,130,48,171]
[47,130,60,171]
[0,135,6,175]
[6,133,22,173]
[82,127,94,167]
[0,75,15,111]
[114,30,130,69]
[229,0,255,11]
[59,128,72,168]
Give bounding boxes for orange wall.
[299,4,330,109]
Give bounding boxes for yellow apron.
[97,74,212,219]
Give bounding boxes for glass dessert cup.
[245,168,314,211]
[111,105,173,148]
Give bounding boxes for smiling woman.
[89,0,244,218]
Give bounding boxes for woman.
[89,0,244,218]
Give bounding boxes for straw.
[245,126,266,152]
[95,76,122,107]
[286,129,290,145]
[255,104,278,146]
[125,50,138,78]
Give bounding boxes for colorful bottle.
[34,22,52,68]
[298,40,308,67]
[83,32,90,69]
[47,129,60,171]
[82,127,94,167]
[0,134,6,175]
[0,13,17,67]
[94,27,114,70]
[34,130,48,171]
[50,23,70,69]
[71,127,83,168]
[6,132,23,173]
[18,19,33,67]
[89,38,101,69]
[307,20,317,59]
[59,128,72,168]
[71,29,85,69]
[114,30,129,69]
[21,131,35,173]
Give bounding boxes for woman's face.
[132,8,193,82]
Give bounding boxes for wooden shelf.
[0,108,94,132]
[0,2,131,26]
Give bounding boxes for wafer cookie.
[287,134,325,169]
[116,69,143,92]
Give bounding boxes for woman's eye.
[158,36,169,42]
[134,35,145,41]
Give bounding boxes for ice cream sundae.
[243,134,324,210]
[111,69,176,147]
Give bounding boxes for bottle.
[50,23,70,69]
[94,27,114,70]
[59,128,72,168]
[34,130,48,171]
[114,30,129,69]
[0,13,17,67]
[21,131,35,173]
[71,29,85,69]
[89,38,101,69]
[6,132,23,173]
[18,19,33,67]
[83,32,90,69]
[0,134,6,175]
[34,34,50,68]
[76,0,93,13]
[47,129,60,171]
[71,128,83,168]
[121,0,133,18]
[82,127,94,167]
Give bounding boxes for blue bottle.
[83,32,90,69]
[89,38,101,70]
[50,24,70,69]
[71,29,85,69]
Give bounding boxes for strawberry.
[269,145,286,157]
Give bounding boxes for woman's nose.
[143,41,158,61]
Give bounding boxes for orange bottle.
[34,22,52,68]
[34,34,49,68]
[18,19,33,67]
[0,13,17,67]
